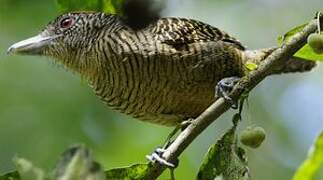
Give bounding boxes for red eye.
[60,17,74,28]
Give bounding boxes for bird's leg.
[215,76,241,109]
[146,119,193,168]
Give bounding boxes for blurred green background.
[0,0,322,179]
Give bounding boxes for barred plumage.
[8,12,316,126]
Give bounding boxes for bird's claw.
[146,119,193,168]
[215,76,241,109]
[146,148,176,168]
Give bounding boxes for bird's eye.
[60,17,75,28]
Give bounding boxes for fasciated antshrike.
[8,12,316,126]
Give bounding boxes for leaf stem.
[318,12,321,34]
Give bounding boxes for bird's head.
[8,12,117,73]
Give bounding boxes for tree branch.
[144,14,322,179]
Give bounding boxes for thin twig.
[144,14,322,179]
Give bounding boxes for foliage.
[56,0,124,14]
[0,124,251,180]
[293,132,323,180]
[3,127,318,180]
[0,145,151,180]
[0,171,20,180]
[278,23,323,61]
[105,164,150,179]
[197,119,249,180]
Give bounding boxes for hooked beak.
[7,34,57,55]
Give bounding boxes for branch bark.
[144,14,322,179]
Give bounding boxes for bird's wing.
[151,17,246,50]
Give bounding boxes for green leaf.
[0,171,20,180]
[197,123,249,180]
[56,0,124,14]
[277,23,308,44]
[277,23,323,61]
[294,44,323,61]
[105,164,150,180]
[293,132,323,180]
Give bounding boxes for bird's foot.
[146,148,178,168]
[145,120,192,168]
[215,76,241,109]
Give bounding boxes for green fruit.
[240,126,266,148]
[307,33,323,54]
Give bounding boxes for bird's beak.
[7,34,55,55]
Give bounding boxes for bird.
[7,12,316,126]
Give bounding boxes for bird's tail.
[244,47,317,74]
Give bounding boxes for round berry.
[307,33,323,54]
[240,126,266,148]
